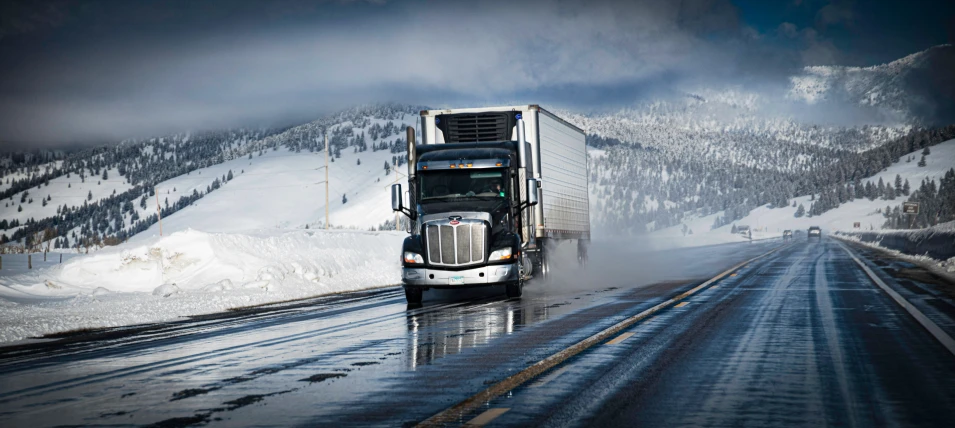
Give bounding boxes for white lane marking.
[465,408,509,426]
[529,365,571,388]
[838,242,955,358]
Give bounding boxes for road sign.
[853,222,861,228]
[902,202,919,214]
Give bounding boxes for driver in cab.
[483,178,504,196]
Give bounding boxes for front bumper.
[402,263,519,288]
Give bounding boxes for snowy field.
[0,229,404,344]
[0,253,82,278]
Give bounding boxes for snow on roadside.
[833,234,955,278]
[0,229,405,344]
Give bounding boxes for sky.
[0,0,952,148]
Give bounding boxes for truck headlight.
[403,252,423,264]
[489,247,513,260]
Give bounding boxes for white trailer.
[419,105,590,244]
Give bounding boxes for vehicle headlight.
[489,247,513,260]
[403,251,423,264]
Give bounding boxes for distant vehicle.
[736,225,752,239]
[783,230,793,240]
[808,226,822,240]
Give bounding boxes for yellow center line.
[674,301,689,308]
[465,408,510,426]
[606,332,634,345]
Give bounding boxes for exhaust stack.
[406,126,417,179]
[517,117,527,169]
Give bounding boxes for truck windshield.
[419,169,506,201]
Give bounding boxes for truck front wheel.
[506,280,523,298]
[404,287,423,306]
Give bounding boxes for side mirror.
[527,179,539,206]
[391,184,403,212]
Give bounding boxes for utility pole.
[325,133,330,230]
[394,157,400,231]
[155,186,163,236]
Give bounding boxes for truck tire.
[577,239,589,266]
[538,240,552,281]
[506,280,523,298]
[404,287,422,306]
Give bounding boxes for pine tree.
[87,191,92,201]
[102,169,108,180]
[18,204,22,212]
[342,193,348,204]
[922,146,931,156]
[918,155,927,167]
[894,174,903,196]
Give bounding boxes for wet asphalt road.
[1,238,954,427]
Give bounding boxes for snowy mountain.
[0,104,422,251]
[788,44,955,125]
[2,46,953,249]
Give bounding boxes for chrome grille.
[425,220,487,266]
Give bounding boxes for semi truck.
[391,105,590,305]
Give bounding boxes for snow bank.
[835,221,955,262]
[0,229,405,343]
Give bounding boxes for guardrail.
[836,230,955,261]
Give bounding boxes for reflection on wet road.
[1,239,954,427]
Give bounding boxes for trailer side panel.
[537,109,589,239]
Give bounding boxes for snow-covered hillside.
[654,138,955,244]
[788,44,955,124]
[132,115,417,240]
[0,105,420,250]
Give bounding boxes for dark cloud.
[0,0,69,40]
[815,0,854,29]
[0,0,946,146]
[0,0,759,145]
[777,22,799,38]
